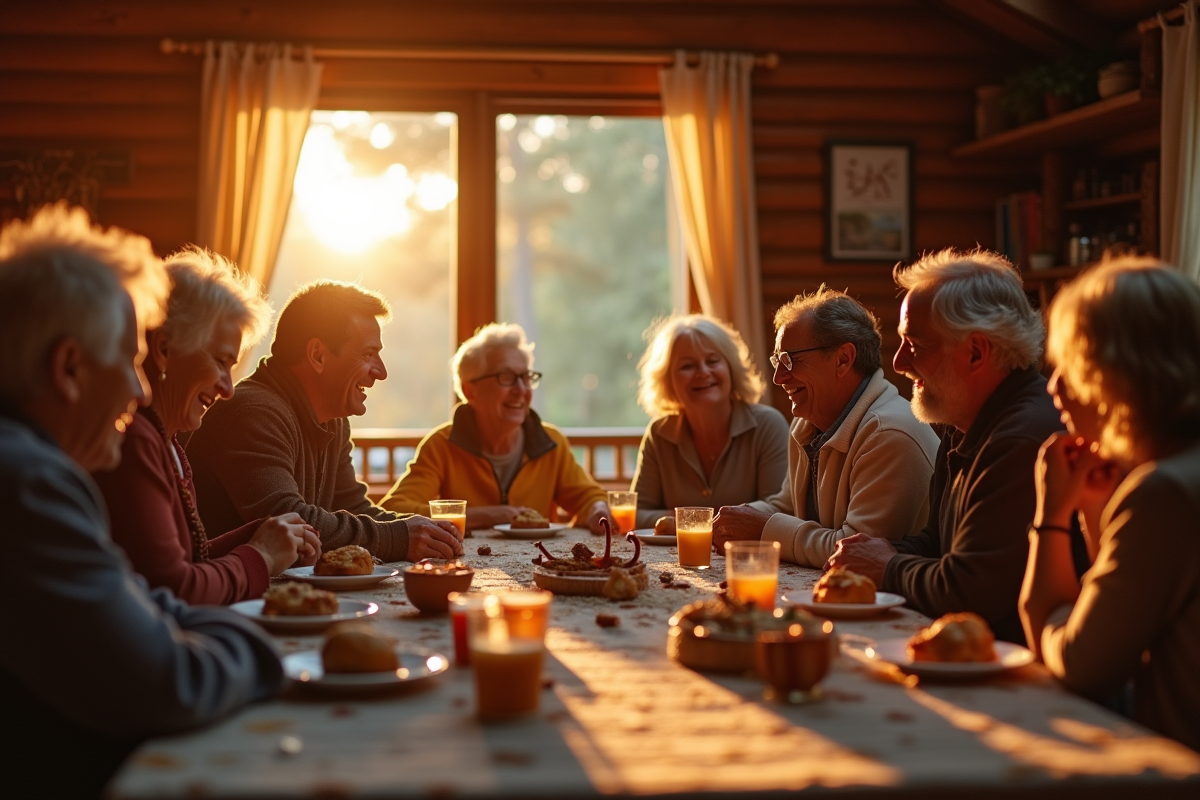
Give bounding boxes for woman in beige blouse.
[1020,258,1200,751]
[631,314,789,529]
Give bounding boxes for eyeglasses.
[768,346,829,372]
[468,370,543,389]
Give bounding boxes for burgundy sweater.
[92,411,270,604]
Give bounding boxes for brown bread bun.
[313,545,375,576]
[322,622,399,673]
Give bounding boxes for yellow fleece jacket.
[379,405,607,524]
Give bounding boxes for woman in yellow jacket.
[381,323,610,533]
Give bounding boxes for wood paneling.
[0,0,1032,402]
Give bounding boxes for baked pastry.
[313,545,375,576]
[512,508,550,529]
[813,567,876,604]
[654,515,677,537]
[322,622,399,673]
[262,582,338,616]
[907,612,997,663]
[602,566,641,600]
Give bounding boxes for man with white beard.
[827,249,1062,643]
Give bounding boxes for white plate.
[865,638,1036,677]
[280,565,400,590]
[230,599,378,633]
[284,647,449,693]
[782,589,906,619]
[634,528,676,546]
[494,522,567,539]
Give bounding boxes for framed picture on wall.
[824,141,913,262]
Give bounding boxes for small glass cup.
[498,589,553,640]
[429,499,467,540]
[755,619,835,704]
[448,591,490,667]
[607,491,637,534]
[468,597,546,720]
[675,506,714,570]
[725,540,781,611]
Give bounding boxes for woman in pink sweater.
[93,247,320,604]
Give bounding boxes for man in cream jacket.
[713,287,939,567]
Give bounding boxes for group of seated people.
[2,204,1198,796]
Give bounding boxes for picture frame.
[824,141,913,262]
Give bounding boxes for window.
[251,110,458,429]
[496,114,682,427]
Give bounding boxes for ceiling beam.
[928,0,1116,56]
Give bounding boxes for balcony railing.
[351,426,645,502]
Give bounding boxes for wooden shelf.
[952,90,1161,159]
[1063,192,1142,211]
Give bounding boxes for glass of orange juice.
[429,500,467,539]
[725,540,781,610]
[468,596,545,720]
[675,506,714,570]
[607,491,637,534]
[499,589,553,640]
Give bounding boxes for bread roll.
[813,567,876,604]
[314,545,375,576]
[322,622,399,673]
[654,516,676,537]
[907,612,997,663]
[262,581,338,616]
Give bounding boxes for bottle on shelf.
[1067,223,1092,266]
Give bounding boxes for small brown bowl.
[402,564,474,613]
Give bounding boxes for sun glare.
[291,117,458,253]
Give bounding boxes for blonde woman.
[632,314,789,529]
[1021,258,1200,750]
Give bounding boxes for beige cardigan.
[748,369,939,567]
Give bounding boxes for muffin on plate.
[313,545,375,576]
[262,582,338,616]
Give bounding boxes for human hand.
[825,533,896,586]
[294,523,322,567]
[465,505,532,531]
[1034,433,1101,529]
[712,505,771,551]
[585,501,611,535]
[406,516,465,561]
[248,513,315,575]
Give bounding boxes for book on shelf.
[994,191,1042,270]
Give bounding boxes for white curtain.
[1161,2,1200,279]
[659,51,768,372]
[196,41,322,289]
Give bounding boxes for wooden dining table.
[110,527,1200,799]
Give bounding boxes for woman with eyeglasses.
[1019,258,1200,751]
[630,314,790,529]
[380,323,610,532]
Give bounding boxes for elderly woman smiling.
[631,314,789,529]
[381,323,609,532]
[1020,258,1200,751]
[93,247,320,604]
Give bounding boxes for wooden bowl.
[402,565,474,613]
[666,619,757,673]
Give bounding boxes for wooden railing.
[351,426,645,502]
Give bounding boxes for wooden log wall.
[0,0,1037,402]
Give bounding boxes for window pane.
[497,114,678,427]
[252,110,457,429]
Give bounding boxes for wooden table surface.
[110,527,1200,799]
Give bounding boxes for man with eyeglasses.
[187,280,463,562]
[712,286,939,567]
[381,323,611,534]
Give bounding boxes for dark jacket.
[883,366,1063,643]
[186,358,412,561]
[92,410,270,605]
[0,407,283,798]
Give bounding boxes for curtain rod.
[159,38,779,69]
[1138,4,1186,32]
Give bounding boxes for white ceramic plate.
[782,589,906,619]
[283,646,449,693]
[230,599,378,633]
[279,565,400,590]
[494,522,567,539]
[865,638,1035,677]
[634,528,676,546]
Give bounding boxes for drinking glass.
[607,491,637,534]
[498,589,553,640]
[725,540,781,611]
[468,596,545,720]
[429,500,467,539]
[675,506,714,569]
[448,591,490,667]
[755,619,834,704]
